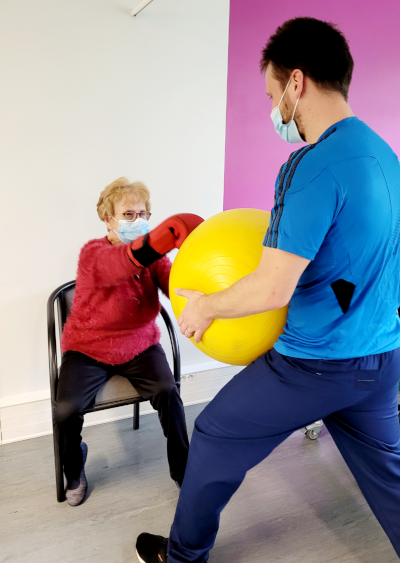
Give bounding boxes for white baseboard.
[0,363,241,445]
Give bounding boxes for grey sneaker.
[66,442,88,506]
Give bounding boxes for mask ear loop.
[278,76,301,121]
[278,77,292,109]
[291,93,301,121]
[110,217,121,237]
[271,77,292,118]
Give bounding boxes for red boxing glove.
[127,213,204,268]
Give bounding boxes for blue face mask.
[112,217,150,244]
[270,77,303,143]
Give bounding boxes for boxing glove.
[127,213,204,268]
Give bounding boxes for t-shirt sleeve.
[263,167,342,260]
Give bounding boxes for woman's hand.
[175,288,213,343]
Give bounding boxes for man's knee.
[194,399,236,438]
[194,404,214,435]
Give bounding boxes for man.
[136,17,400,562]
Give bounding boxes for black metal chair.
[47,280,181,502]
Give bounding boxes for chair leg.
[52,416,65,502]
[133,402,140,430]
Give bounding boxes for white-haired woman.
[55,177,202,506]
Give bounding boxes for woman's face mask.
[112,216,150,244]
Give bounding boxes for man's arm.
[176,246,310,342]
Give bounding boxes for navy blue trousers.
[168,348,400,562]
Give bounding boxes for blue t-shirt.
[263,117,400,359]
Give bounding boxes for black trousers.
[54,344,189,483]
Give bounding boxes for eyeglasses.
[117,211,152,222]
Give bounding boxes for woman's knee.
[150,382,180,409]
[155,378,178,396]
[53,400,81,425]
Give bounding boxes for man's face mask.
[270,77,303,143]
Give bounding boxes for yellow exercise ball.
[169,208,288,366]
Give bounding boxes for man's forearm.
[199,270,283,321]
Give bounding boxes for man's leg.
[55,351,108,487]
[323,349,400,557]
[167,349,358,563]
[120,344,189,484]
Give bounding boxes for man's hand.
[175,288,212,343]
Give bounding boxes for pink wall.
[224,0,400,211]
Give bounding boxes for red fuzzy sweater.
[61,237,172,365]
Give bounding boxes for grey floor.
[0,403,398,563]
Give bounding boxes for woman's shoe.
[65,442,88,506]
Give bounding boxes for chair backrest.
[64,287,75,320]
[52,282,76,338]
[57,285,75,329]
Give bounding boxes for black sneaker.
[136,533,168,563]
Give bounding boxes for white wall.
[0,0,230,407]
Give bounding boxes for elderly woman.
[55,177,202,506]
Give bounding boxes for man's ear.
[292,69,304,96]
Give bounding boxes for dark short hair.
[260,17,354,100]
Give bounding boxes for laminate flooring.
[0,403,398,563]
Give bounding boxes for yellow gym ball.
[169,208,288,366]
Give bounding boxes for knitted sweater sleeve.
[149,256,172,298]
[78,238,141,288]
